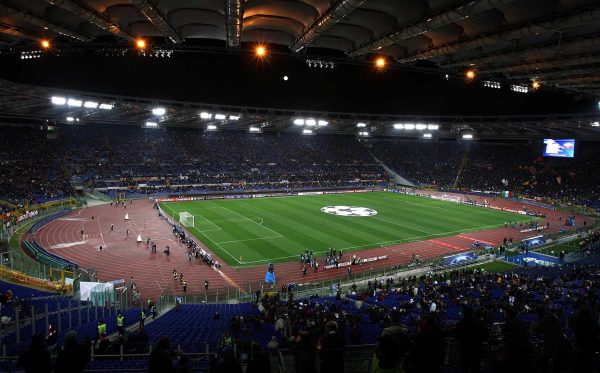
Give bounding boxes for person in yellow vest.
[139,308,147,329]
[97,320,107,340]
[117,312,125,335]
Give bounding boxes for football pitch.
[160,192,524,266]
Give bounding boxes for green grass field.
[160,192,525,266]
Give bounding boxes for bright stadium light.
[375,57,386,69]
[427,124,439,130]
[592,121,600,127]
[462,133,474,140]
[393,123,404,129]
[136,38,146,50]
[415,124,427,130]
[206,124,217,130]
[67,98,82,107]
[200,112,212,119]
[302,129,313,135]
[357,122,367,128]
[41,39,51,49]
[99,103,113,110]
[293,118,305,125]
[404,123,415,130]
[318,120,328,126]
[305,119,317,126]
[66,117,75,122]
[152,107,166,116]
[423,133,432,138]
[214,114,226,120]
[229,115,240,120]
[84,101,98,108]
[255,45,267,57]
[144,121,158,128]
[358,131,369,137]
[249,126,261,132]
[51,96,66,105]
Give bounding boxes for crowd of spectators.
[373,139,600,210]
[2,125,600,219]
[0,127,73,206]
[256,263,600,373]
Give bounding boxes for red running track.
[31,195,585,303]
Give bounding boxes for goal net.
[179,211,194,228]
[442,195,463,204]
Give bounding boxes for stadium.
[0,0,599,372]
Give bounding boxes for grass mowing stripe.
[160,192,524,266]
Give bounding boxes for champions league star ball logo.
[320,206,378,217]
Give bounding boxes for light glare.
[152,107,166,116]
[51,96,66,105]
[84,101,98,108]
[67,98,82,107]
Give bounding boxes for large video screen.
[543,139,575,158]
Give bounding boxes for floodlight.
[305,119,316,126]
[249,126,261,132]
[393,124,404,129]
[136,39,146,49]
[465,70,476,80]
[318,120,328,126]
[375,57,386,69]
[207,124,217,130]
[423,133,432,138]
[66,117,74,122]
[404,123,415,130]
[99,103,113,110]
[427,124,439,130]
[356,123,367,128]
[592,121,599,127]
[255,45,266,57]
[415,124,427,130]
[152,107,166,116]
[283,76,289,81]
[51,96,66,105]
[41,40,51,49]
[229,115,240,120]
[358,131,369,137]
[67,98,82,107]
[144,121,158,128]
[302,129,313,135]
[293,119,305,125]
[462,134,474,140]
[215,114,226,120]
[532,81,541,90]
[200,112,212,119]
[84,101,98,108]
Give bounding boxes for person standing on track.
[204,279,209,291]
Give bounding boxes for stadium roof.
[0,0,599,97]
[1,78,599,139]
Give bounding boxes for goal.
[179,211,194,228]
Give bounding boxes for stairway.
[453,149,470,189]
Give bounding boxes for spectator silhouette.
[54,331,89,373]
[149,336,173,373]
[454,306,488,373]
[17,332,52,373]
